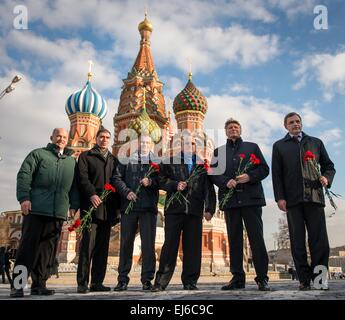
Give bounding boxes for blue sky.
[0,0,344,249]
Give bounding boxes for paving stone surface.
[1,276,344,300]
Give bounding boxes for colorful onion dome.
[65,77,107,120]
[173,77,208,115]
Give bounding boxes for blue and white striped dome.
[65,80,107,119]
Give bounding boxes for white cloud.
[268,0,317,19]
[320,128,343,145]
[138,23,280,73]
[0,0,319,41]
[6,30,121,91]
[227,83,251,94]
[300,104,323,127]
[2,0,281,75]
[160,76,185,99]
[229,0,276,23]
[294,51,345,101]
[205,94,291,156]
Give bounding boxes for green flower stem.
[77,190,112,233]
[124,166,157,215]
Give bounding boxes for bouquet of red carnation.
[304,150,340,215]
[71,183,116,233]
[219,153,261,209]
[124,162,160,215]
[165,159,211,210]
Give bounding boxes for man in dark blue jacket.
[111,134,159,291]
[211,118,270,291]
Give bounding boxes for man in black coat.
[151,133,216,292]
[272,112,335,290]
[111,134,160,291]
[211,118,270,291]
[76,128,121,293]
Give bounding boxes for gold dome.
[138,13,153,32]
[127,87,161,143]
[127,108,161,143]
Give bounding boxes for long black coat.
[110,152,160,213]
[272,132,335,208]
[211,138,269,210]
[159,156,216,216]
[77,147,121,225]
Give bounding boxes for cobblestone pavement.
[1,275,344,300]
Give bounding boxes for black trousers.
[77,219,112,286]
[224,206,269,281]
[155,214,203,288]
[13,214,63,289]
[118,210,157,284]
[287,202,330,284]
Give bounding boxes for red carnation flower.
[150,162,160,173]
[203,162,210,172]
[249,154,260,165]
[74,219,81,228]
[304,150,315,162]
[239,154,246,159]
[104,183,116,192]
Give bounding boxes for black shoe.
[299,282,311,291]
[142,281,153,291]
[10,288,24,298]
[183,283,199,290]
[114,282,128,291]
[30,288,55,296]
[90,284,111,292]
[221,277,245,290]
[256,279,271,291]
[77,285,89,294]
[151,284,165,292]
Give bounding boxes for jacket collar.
[89,145,109,157]
[283,131,308,142]
[46,143,73,158]
[226,137,243,147]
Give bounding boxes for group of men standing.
[10,111,335,297]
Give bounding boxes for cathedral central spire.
[133,12,155,74]
[113,14,168,156]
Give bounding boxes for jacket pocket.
[35,163,51,187]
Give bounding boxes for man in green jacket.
[10,128,79,298]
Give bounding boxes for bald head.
[50,128,68,152]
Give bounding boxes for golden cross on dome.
[88,60,93,81]
[187,58,192,81]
